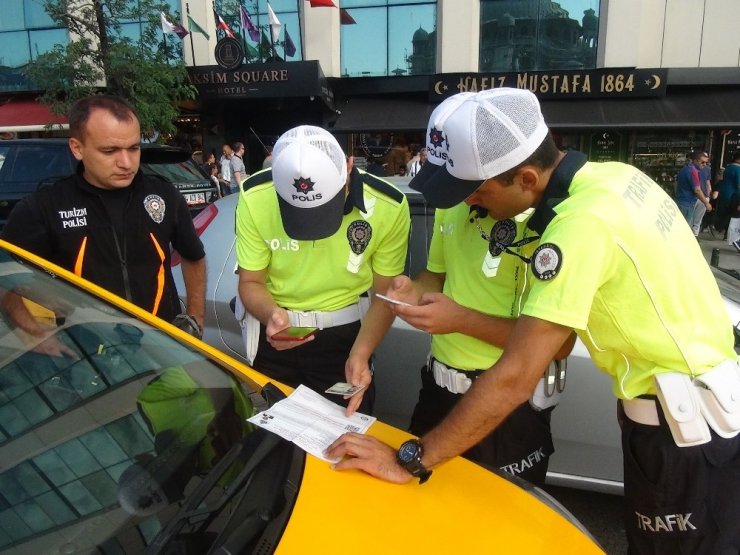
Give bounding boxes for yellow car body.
[0,239,602,554]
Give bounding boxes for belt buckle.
[295,311,317,328]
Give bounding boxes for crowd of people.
[675,148,740,249]
[2,91,740,554]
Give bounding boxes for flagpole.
[238,0,246,64]
[186,3,196,66]
[254,0,263,62]
[163,33,169,65]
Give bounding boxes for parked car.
[173,176,740,496]
[0,239,602,553]
[0,139,218,228]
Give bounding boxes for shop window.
[341,2,436,77]
[479,0,598,72]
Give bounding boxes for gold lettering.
[517,73,528,89]
[480,77,489,90]
[280,69,288,80]
[270,70,279,80]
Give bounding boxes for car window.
[141,159,208,185]
[1,145,74,186]
[0,248,294,553]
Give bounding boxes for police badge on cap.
[531,243,562,280]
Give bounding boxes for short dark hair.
[69,95,138,139]
[497,131,561,185]
[232,142,244,152]
[690,150,707,162]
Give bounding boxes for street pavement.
[699,227,740,275]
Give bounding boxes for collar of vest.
[344,166,367,215]
[527,150,587,234]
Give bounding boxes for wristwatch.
[396,439,432,484]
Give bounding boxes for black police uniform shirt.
[1,164,205,322]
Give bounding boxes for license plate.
[184,192,206,206]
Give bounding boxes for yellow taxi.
[0,239,602,554]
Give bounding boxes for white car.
[174,178,740,495]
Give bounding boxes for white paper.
[248,385,376,462]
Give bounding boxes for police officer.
[327,89,740,554]
[1,95,205,339]
[235,125,410,416]
[386,95,573,486]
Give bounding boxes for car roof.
[0,138,192,164]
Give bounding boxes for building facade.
[1,0,740,186]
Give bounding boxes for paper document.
[248,384,376,462]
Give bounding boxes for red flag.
[308,0,336,7]
[340,8,356,25]
[213,9,235,39]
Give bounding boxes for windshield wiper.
[146,383,290,555]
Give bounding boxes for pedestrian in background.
[229,142,248,194]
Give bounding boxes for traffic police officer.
[327,89,740,554]
[235,125,410,415]
[388,95,573,486]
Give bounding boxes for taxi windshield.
[0,247,300,553]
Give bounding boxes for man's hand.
[385,275,422,305]
[326,433,414,484]
[344,354,373,416]
[391,292,466,334]
[266,308,313,350]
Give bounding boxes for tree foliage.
[26,0,196,135]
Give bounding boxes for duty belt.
[429,357,484,395]
[622,360,740,447]
[428,357,565,411]
[287,302,361,329]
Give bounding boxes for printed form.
[248,385,377,462]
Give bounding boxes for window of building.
[341,1,436,77]
[214,0,303,62]
[479,0,599,72]
[0,2,68,92]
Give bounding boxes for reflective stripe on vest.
[149,233,166,315]
[74,236,88,276]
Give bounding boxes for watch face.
[398,441,418,463]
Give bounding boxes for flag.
[308,0,336,7]
[240,5,260,42]
[260,28,273,58]
[187,15,210,40]
[244,39,260,60]
[267,2,282,43]
[284,27,296,57]
[160,12,189,39]
[213,9,235,39]
[340,8,356,25]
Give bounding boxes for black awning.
[330,88,740,132]
[541,88,740,129]
[331,97,433,132]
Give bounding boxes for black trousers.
[409,364,554,486]
[253,320,375,414]
[620,401,740,554]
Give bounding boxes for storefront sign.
[721,129,740,166]
[589,131,622,163]
[430,68,668,101]
[187,61,333,107]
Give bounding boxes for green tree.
[26,0,196,136]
